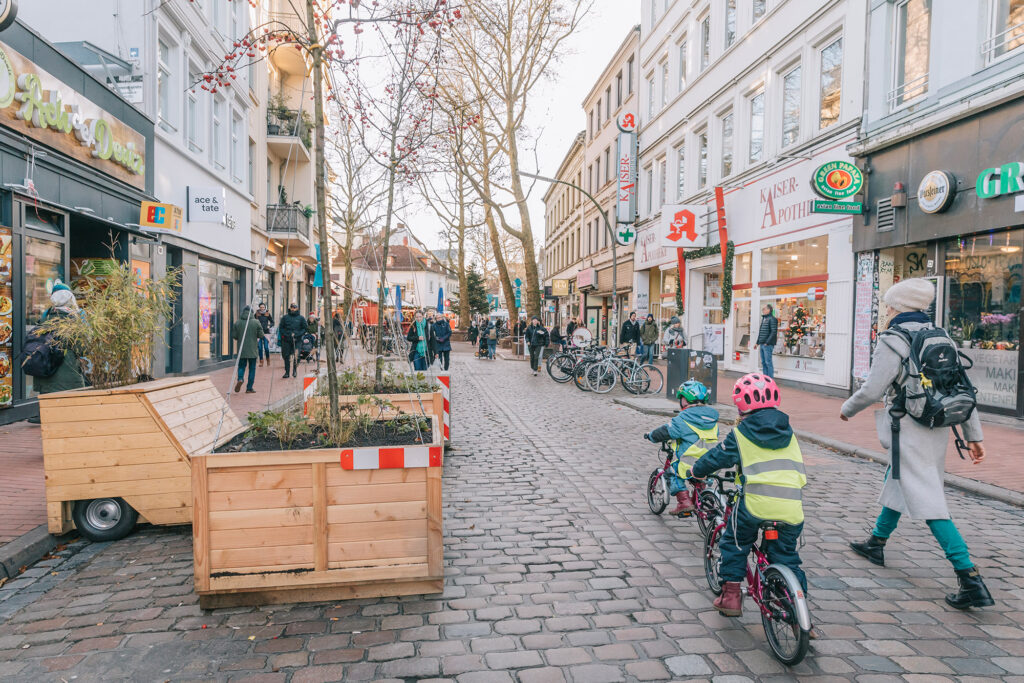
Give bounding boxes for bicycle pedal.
[677,511,693,518]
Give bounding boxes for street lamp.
[519,171,619,348]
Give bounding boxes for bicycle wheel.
[760,566,811,666]
[621,363,647,394]
[591,363,618,394]
[638,364,664,395]
[695,490,722,536]
[647,468,668,515]
[573,362,593,392]
[703,523,724,596]
[546,353,575,383]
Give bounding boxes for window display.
[764,286,827,363]
[732,299,751,357]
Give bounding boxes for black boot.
[945,567,994,609]
[849,535,886,566]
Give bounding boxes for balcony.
[267,108,312,162]
[267,204,311,248]
[267,11,310,75]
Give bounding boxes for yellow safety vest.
[735,429,806,526]
[672,423,719,476]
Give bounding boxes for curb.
[0,525,62,580]
[614,397,1024,509]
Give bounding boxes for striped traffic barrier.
[340,445,444,470]
[437,372,450,444]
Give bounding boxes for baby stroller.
[476,332,489,359]
[298,332,318,362]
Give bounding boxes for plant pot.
[959,340,972,349]
[267,123,281,135]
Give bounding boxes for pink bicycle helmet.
[733,373,781,413]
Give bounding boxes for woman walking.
[840,278,993,609]
[432,314,452,371]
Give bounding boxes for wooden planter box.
[38,377,245,534]
[191,418,444,609]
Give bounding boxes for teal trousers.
[872,506,973,571]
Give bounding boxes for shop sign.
[811,199,863,214]
[615,119,637,226]
[976,162,1024,199]
[658,204,706,248]
[552,279,569,296]
[811,160,863,200]
[917,170,956,213]
[0,1,17,32]
[187,186,225,223]
[139,202,182,233]
[576,268,596,290]
[0,40,146,188]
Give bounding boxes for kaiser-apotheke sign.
[187,186,225,224]
[0,39,146,189]
[615,111,638,226]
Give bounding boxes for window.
[595,156,601,190]
[616,72,623,107]
[893,0,931,107]
[675,144,686,199]
[645,166,654,214]
[700,16,711,71]
[589,110,594,139]
[677,40,687,92]
[660,61,669,107]
[158,39,173,126]
[782,66,801,147]
[248,140,255,193]
[587,164,593,192]
[748,90,765,163]
[187,66,201,152]
[819,39,842,128]
[213,0,225,34]
[725,0,737,48]
[650,0,657,27]
[213,96,226,169]
[231,113,242,182]
[605,87,611,119]
[627,56,635,94]
[697,129,708,189]
[658,158,667,209]
[753,0,767,21]
[604,147,611,184]
[761,238,830,366]
[721,111,734,177]
[596,99,601,128]
[990,0,1024,59]
[647,74,656,119]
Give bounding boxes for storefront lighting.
[999,246,1021,253]
[790,255,799,261]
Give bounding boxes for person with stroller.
[277,303,306,378]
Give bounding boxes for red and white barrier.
[302,374,318,416]
[437,373,450,443]
[340,445,443,470]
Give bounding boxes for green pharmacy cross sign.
[617,225,635,244]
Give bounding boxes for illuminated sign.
[139,202,183,233]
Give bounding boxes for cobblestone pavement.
[1,347,1023,681]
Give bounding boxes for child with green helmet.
[644,379,719,515]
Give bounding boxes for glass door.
[220,282,233,358]
[20,205,68,400]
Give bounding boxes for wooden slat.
[326,501,426,525]
[210,543,314,570]
[208,561,431,592]
[41,417,171,439]
[38,402,151,423]
[426,466,442,577]
[47,501,70,535]
[327,519,426,543]
[41,432,173,455]
[198,579,443,609]
[38,394,138,408]
[217,554,429,576]
[121,491,191,510]
[146,380,213,404]
[209,506,313,531]
[42,376,202,399]
[198,449,346,467]
[313,463,327,572]
[46,476,190,501]
[43,447,183,470]
[150,386,221,415]
[327,537,428,563]
[137,506,191,525]
[327,482,426,506]
[192,457,210,592]
[45,462,189,486]
[325,467,427,487]
[208,488,314,512]
[210,525,315,549]
[160,395,224,429]
[208,467,312,492]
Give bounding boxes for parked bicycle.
[703,473,812,666]
[588,350,664,395]
[646,442,729,535]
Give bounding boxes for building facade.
[635,0,866,392]
[850,0,1024,417]
[542,132,585,330]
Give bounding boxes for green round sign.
[812,160,863,200]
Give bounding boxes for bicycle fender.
[764,563,812,632]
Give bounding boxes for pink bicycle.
[647,442,728,535]
[703,474,812,666]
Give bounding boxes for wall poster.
[0,226,11,406]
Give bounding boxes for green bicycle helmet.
[676,379,710,405]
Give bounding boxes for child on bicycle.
[644,380,719,516]
[686,373,808,620]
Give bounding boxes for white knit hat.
[50,285,77,309]
[883,278,934,313]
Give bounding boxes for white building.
[635,0,867,392]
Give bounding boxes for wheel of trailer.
[72,497,139,542]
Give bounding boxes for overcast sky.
[406,0,638,252]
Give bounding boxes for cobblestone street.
[1,348,1023,681]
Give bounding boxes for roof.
[339,243,446,274]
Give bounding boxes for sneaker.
[245,389,256,394]
[234,380,242,393]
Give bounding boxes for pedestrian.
[663,316,686,348]
[254,303,274,368]
[566,316,578,339]
[467,319,479,345]
[620,311,640,356]
[407,310,429,371]
[432,313,452,371]
[277,303,306,378]
[550,324,566,352]
[525,316,549,376]
[753,304,778,378]
[486,320,498,360]
[332,312,345,362]
[425,311,438,367]
[841,278,993,609]
[306,312,321,363]
[26,284,86,420]
[231,306,264,394]
[639,313,659,364]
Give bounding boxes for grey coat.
[840,321,982,520]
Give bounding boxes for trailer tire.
[72,498,138,542]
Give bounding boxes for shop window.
[735,251,752,285]
[733,299,751,357]
[759,237,828,283]
[944,231,1021,410]
[760,239,829,371]
[703,272,723,325]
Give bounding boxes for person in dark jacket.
[32,284,87,402]
[407,310,429,370]
[486,320,498,359]
[424,312,437,366]
[277,303,306,378]
[550,324,565,352]
[432,315,452,371]
[231,306,265,393]
[639,314,659,364]
[525,317,549,375]
[620,312,640,356]
[753,304,779,378]
[468,319,479,345]
[255,303,274,367]
[332,313,345,362]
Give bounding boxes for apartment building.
[849,0,1024,417]
[635,0,866,392]
[542,132,585,329]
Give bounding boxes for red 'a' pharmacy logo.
[667,208,697,243]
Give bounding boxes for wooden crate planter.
[191,420,444,609]
[39,376,245,535]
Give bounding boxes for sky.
[409,0,638,252]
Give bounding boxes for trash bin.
[665,347,686,400]
[665,347,718,405]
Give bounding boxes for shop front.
[0,24,156,423]
[852,98,1024,416]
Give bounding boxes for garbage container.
[665,347,718,405]
[665,347,686,400]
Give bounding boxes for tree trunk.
[505,115,541,320]
[374,108,402,388]
[307,0,339,424]
[456,167,470,329]
[476,119,518,321]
